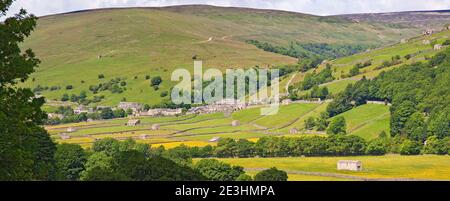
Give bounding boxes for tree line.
[247,40,372,72]
[167,135,450,159]
[54,138,287,181]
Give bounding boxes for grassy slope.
[22,6,422,106]
[331,104,390,140]
[289,30,450,95]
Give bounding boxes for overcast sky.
[4,0,450,17]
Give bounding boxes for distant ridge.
[38,4,450,19]
[39,5,317,19]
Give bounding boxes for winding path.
[284,73,298,95]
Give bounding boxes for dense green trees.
[0,1,56,180]
[247,40,371,72]
[195,136,368,158]
[422,136,449,155]
[54,144,87,181]
[365,138,387,155]
[254,168,288,181]
[399,140,422,155]
[79,138,205,181]
[167,133,449,158]
[305,117,316,130]
[100,107,115,119]
[195,159,244,181]
[301,85,329,100]
[327,116,347,135]
[301,66,334,90]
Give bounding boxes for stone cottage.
[337,160,362,171]
[126,119,141,126]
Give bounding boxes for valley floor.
[46,102,389,148]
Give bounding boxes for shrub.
[195,159,244,181]
[304,117,316,130]
[151,76,162,86]
[327,116,346,135]
[254,167,288,181]
[98,74,105,79]
[422,136,448,155]
[399,140,422,155]
[366,139,387,155]
[236,174,253,181]
[66,85,73,90]
[61,94,69,101]
[160,91,168,97]
[443,39,450,46]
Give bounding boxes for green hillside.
[22,5,426,107]
[289,29,450,96]
[331,104,390,140]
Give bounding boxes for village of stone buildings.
[47,95,342,125]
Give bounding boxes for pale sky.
[3,0,450,17]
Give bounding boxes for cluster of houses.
[138,108,183,117]
[282,98,332,105]
[118,102,143,113]
[49,97,330,121]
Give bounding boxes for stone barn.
[59,133,71,140]
[209,137,221,142]
[140,134,150,140]
[282,99,292,105]
[290,128,298,134]
[67,127,77,132]
[434,44,442,50]
[231,120,240,127]
[151,124,160,130]
[126,119,140,126]
[337,160,362,171]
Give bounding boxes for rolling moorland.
[21,5,450,106]
[4,5,449,181]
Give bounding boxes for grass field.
[47,103,336,148]
[245,170,354,181]
[47,102,393,148]
[22,6,424,107]
[215,155,450,180]
[253,103,320,128]
[331,104,390,140]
